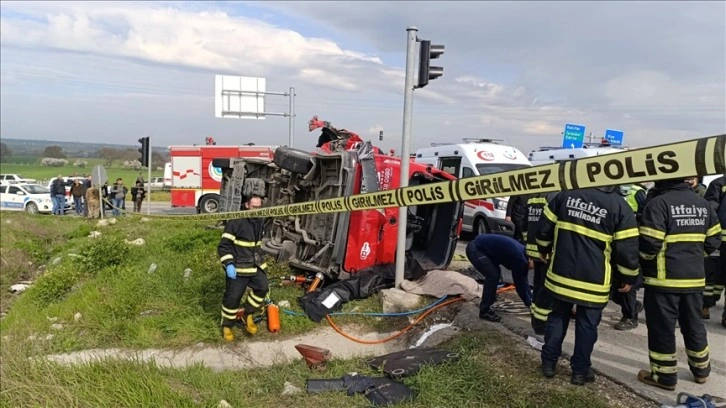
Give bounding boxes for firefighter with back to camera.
[704,174,726,328]
[217,195,269,342]
[524,191,558,336]
[536,185,639,386]
[636,177,721,391]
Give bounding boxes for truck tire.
[274,147,313,174]
[199,194,220,214]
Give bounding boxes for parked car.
[215,120,463,280]
[0,174,37,185]
[145,177,168,191]
[0,183,70,214]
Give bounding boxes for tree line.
[0,142,167,169]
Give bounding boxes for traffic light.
[138,137,150,167]
[416,40,445,89]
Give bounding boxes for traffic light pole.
[394,26,418,289]
[147,136,152,215]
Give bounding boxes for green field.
[0,159,164,185]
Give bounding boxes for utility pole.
[394,27,419,289]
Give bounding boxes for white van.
[527,143,628,166]
[163,162,172,189]
[414,139,532,236]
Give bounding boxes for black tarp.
[298,252,428,322]
[365,348,461,379]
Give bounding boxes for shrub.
[79,235,130,274]
[26,265,81,304]
[164,229,219,253]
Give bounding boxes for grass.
[0,211,653,408]
[0,211,395,353]
[0,329,624,408]
[0,160,164,185]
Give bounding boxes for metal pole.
[290,87,295,148]
[288,87,293,147]
[395,26,418,289]
[147,135,152,215]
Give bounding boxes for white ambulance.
[527,142,628,166]
[414,139,532,236]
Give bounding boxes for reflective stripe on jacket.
[525,192,557,259]
[536,188,640,307]
[639,183,721,292]
[217,217,267,275]
[704,176,726,242]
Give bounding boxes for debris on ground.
[9,282,32,294]
[295,344,331,370]
[147,263,157,274]
[410,323,454,348]
[140,217,150,222]
[282,381,302,396]
[97,219,109,227]
[216,400,232,408]
[527,335,544,351]
[50,323,64,330]
[74,312,82,322]
[306,373,415,406]
[380,288,423,313]
[88,231,102,238]
[365,348,459,379]
[277,300,291,308]
[52,257,62,265]
[108,218,117,225]
[124,238,145,246]
[183,268,192,280]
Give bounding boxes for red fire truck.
[169,145,277,213]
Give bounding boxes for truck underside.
[215,142,462,279]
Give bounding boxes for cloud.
[0,1,723,155]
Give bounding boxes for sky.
[1,1,724,154]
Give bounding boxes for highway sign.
[562,124,586,149]
[605,129,624,145]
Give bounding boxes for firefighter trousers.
[703,255,723,309]
[610,275,642,319]
[221,268,269,327]
[530,261,553,333]
[541,298,603,377]
[644,289,710,385]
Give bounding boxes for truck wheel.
[474,216,490,236]
[199,194,220,213]
[26,202,39,214]
[274,147,313,174]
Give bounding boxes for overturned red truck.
[214,116,464,279]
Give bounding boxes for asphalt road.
[453,237,726,406]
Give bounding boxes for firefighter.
[536,186,639,385]
[625,183,648,213]
[704,174,726,328]
[217,195,269,342]
[505,193,529,244]
[524,192,557,335]
[637,178,721,391]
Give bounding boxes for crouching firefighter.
[637,178,721,390]
[217,195,269,342]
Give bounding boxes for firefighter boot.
[222,327,235,343]
[244,313,258,335]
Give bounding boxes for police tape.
[125,134,725,222]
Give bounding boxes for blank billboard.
[214,75,266,120]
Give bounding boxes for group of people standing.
[47,174,148,217]
[466,174,725,390]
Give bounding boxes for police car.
[0,183,70,214]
